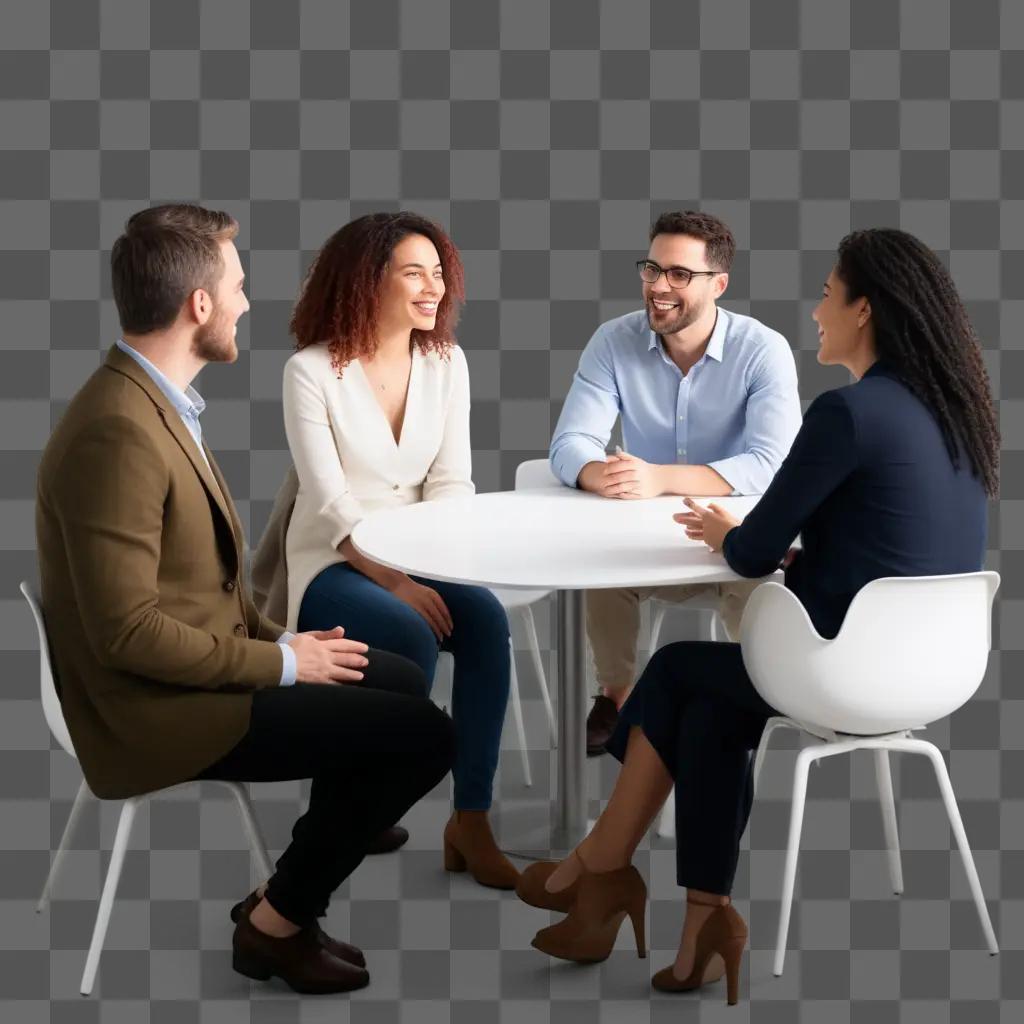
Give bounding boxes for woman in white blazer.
[282,212,517,890]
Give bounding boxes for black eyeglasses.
[636,259,719,289]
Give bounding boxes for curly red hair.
[290,212,465,374]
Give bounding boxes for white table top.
[351,488,763,591]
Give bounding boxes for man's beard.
[192,306,237,364]
[645,297,703,336]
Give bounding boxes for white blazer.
[282,341,474,632]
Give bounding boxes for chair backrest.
[515,459,560,490]
[740,572,1000,735]
[19,581,77,758]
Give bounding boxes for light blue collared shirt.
[115,340,297,685]
[549,308,802,495]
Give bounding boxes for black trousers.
[196,650,454,927]
[605,641,776,895]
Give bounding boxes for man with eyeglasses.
[549,210,801,756]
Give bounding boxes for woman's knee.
[392,619,440,678]
[449,586,510,647]
[642,641,691,685]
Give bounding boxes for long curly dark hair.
[836,228,1000,497]
[290,211,465,374]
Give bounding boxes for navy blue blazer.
[723,361,988,639]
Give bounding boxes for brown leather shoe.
[364,824,409,855]
[586,695,619,757]
[515,855,581,913]
[232,913,370,994]
[443,810,520,889]
[651,892,748,1006]
[531,862,647,964]
[230,892,365,968]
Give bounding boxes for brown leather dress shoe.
[364,824,409,855]
[232,914,370,994]
[586,695,619,757]
[230,892,366,968]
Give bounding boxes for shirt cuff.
[552,444,604,489]
[277,632,297,686]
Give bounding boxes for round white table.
[351,486,763,853]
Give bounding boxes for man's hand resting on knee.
[287,626,369,684]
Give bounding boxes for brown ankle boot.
[531,861,647,964]
[443,811,520,890]
[515,850,583,912]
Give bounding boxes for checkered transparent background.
[1,1,1023,1020]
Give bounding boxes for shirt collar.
[115,339,206,420]
[646,306,728,363]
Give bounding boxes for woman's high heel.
[651,891,748,1006]
[530,860,647,964]
[515,850,583,913]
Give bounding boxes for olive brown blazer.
[35,345,286,799]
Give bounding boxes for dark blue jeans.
[299,562,511,810]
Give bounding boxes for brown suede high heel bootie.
[515,850,582,913]
[530,859,647,964]
[443,811,520,889]
[651,891,748,1005]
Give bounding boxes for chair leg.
[648,603,668,655]
[753,717,791,798]
[917,740,999,955]
[507,636,532,787]
[81,798,138,996]
[222,782,274,883]
[656,788,675,839]
[774,747,814,977]
[38,778,91,913]
[432,652,453,713]
[874,749,904,895]
[520,604,557,745]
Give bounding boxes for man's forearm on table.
[657,463,734,497]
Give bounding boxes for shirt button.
[223,579,236,592]
[392,484,400,491]
[233,623,246,637]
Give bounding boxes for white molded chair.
[436,459,558,787]
[741,572,1001,977]
[20,581,274,996]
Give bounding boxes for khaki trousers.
[586,580,763,694]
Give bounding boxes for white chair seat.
[741,572,1001,977]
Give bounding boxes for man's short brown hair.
[649,210,735,272]
[110,204,239,335]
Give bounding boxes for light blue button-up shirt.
[549,308,802,495]
[115,340,297,685]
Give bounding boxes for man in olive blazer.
[35,205,454,994]
[36,340,286,799]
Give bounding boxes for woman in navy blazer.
[515,229,1000,1003]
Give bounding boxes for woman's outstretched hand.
[673,497,741,553]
